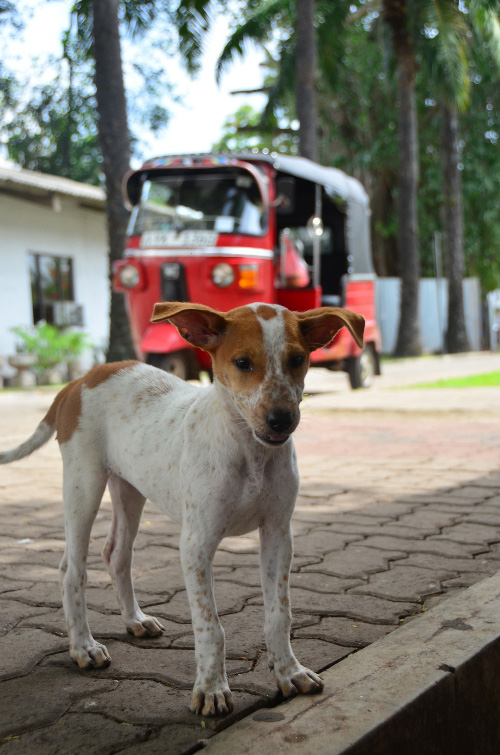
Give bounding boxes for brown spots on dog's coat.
[44,361,139,444]
[255,304,278,320]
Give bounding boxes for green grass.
[409,371,500,389]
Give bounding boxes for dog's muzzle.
[255,409,295,446]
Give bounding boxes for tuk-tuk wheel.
[347,345,376,390]
[159,351,193,381]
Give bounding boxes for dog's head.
[151,302,364,448]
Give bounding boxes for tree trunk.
[383,0,422,356]
[92,0,135,363]
[441,100,469,353]
[295,0,317,161]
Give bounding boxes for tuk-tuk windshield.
[130,172,266,237]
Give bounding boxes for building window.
[29,253,74,325]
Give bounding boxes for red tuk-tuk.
[114,153,381,388]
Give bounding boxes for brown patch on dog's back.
[84,361,138,389]
[44,361,139,445]
[256,305,278,320]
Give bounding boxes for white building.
[0,166,109,379]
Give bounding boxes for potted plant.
[11,323,92,385]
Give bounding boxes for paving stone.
[321,513,394,526]
[107,723,209,755]
[43,640,251,688]
[301,545,407,579]
[0,560,61,583]
[351,565,455,602]
[291,638,355,672]
[0,666,119,738]
[404,552,493,574]
[0,627,69,679]
[1,600,52,636]
[150,580,261,624]
[70,678,263,730]
[292,530,362,557]
[0,712,147,754]
[360,534,484,558]
[70,678,194,724]
[215,565,336,589]
[170,604,319,659]
[442,573,487,589]
[343,502,416,519]
[19,606,191,645]
[394,508,461,530]
[445,485,497,502]
[133,562,232,595]
[230,641,354,697]
[249,589,419,625]
[462,511,500,526]
[477,542,500,562]
[293,616,394,648]
[319,521,436,539]
[290,571,364,593]
[0,578,35,596]
[429,522,500,546]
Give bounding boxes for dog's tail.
[0,385,69,464]
[0,419,56,465]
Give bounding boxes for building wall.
[0,193,108,373]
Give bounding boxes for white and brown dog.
[0,302,364,716]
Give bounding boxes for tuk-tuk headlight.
[211,263,235,288]
[118,264,141,289]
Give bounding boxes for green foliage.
[6,59,101,185]
[11,323,91,373]
[211,104,298,153]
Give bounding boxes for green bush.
[11,322,92,373]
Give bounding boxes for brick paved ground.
[1,355,500,753]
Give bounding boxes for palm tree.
[381,0,422,356]
[295,0,318,159]
[73,0,175,362]
[420,1,500,352]
[91,0,136,362]
[213,1,351,159]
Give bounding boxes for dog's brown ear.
[151,302,227,351]
[297,307,365,352]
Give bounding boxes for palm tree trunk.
[295,0,317,161]
[393,52,422,356]
[441,100,469,353]
[383,0,422,356]
[92,0,135,362]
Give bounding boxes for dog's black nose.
[266,409,294,434]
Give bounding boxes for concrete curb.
[201,572,500,754]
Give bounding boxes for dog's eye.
[234,357,253,372]
[290,354,305,369]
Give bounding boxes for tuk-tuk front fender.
[141,322,189,355]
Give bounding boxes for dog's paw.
[190,688,234,717]
[71,641,111,669]
[126,615,165,638]
[273,663,324,698]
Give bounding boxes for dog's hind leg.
[59,450,110,669]
[103,474,165,638]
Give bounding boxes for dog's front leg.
[180,529,233,716]
[260,521,324,697]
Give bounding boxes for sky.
[3,0,268,167]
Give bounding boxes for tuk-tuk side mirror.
[306,215,324,238]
